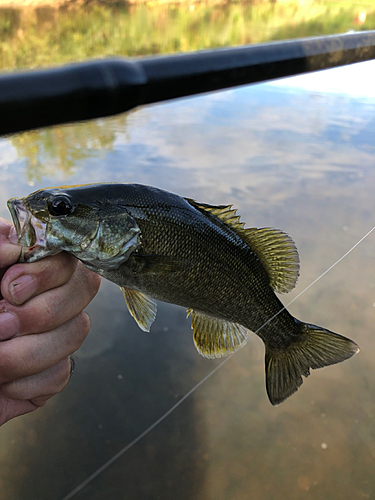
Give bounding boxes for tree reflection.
[10,115,129,182]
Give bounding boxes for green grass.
[0,1,374,70]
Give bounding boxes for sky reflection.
[0,62,375,499]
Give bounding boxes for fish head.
[7,184,141,270]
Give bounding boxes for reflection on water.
[8,115,131,183]
[0,69,375,498]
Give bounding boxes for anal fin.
[187,309,249,358]
[121,287,157,332]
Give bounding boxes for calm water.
[1,2,375,500]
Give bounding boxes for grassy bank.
[0,1,374,70]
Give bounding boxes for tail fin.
[265,322,359,406]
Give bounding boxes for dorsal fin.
[239,227,299,293]
[186,199,245,231]
[186,199,299,294]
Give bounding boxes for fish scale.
[7,183,359,405]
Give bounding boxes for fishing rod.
[1,30,375,136]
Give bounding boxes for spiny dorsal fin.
[187,309,248,358]
[186,199,245,231]
[186,199,299,294]
[121,287,157,332]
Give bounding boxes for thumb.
[0,218,22,269]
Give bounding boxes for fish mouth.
[7,198,48,262]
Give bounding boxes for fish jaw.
[7,197,61,262]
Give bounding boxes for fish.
[7,183,359,405]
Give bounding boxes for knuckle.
[41,251,76,272]
[1,357,72,401]
[89,272,101,297]
[51,357,72,392]
[0,343,35,384]
[0,348,16,384]
[30,395,51,408]
[70,312,91,352]
[34,252,77,286]
[50,252,78,277]
[28,304,57,333]
[18,252,76,290]
[76,264,101,299]
[80,311,91,333]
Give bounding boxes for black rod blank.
[1,30,375,136]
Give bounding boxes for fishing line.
[61,355,234,500]
[254,224,375,335]
[61,223,375,500]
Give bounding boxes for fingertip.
[0,218,21,252]
[8,275,37,305]
[0,217,13,233]
[1,266,37,305]
[8,226,19,246]
[0,241,21,270]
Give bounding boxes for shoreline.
[0,0,286,7]
[0,0,232,6]
[0,0,360,8]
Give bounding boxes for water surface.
[0,2,375,499]
[0,67,374,499]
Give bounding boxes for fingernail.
[0,312,19,340]
[9,275,37,305]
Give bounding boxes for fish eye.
[48,195,73,217]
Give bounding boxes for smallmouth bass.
[7,183,359,405]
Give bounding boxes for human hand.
[0,217,101,426]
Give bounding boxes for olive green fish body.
[7,183,359,405]
[102,190,296,346]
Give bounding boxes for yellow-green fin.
[121,287,157,332]
[239,227,299,293]
[265,322,359,405]
[187,309,248,358]
[186,199,299,294]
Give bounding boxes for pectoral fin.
[128,254,193,275]
[187,309,249,358]
[121,287,157,332]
